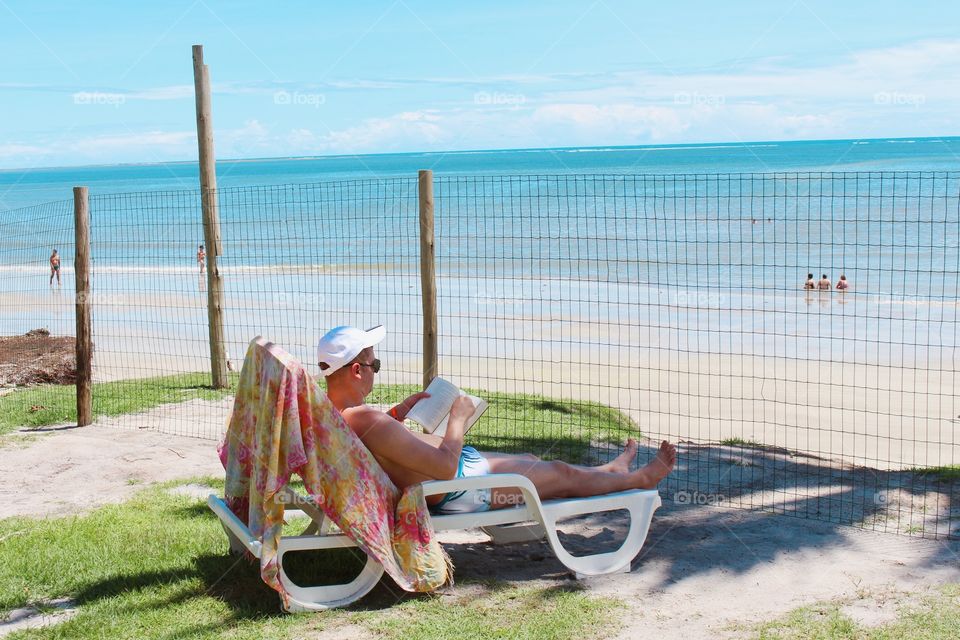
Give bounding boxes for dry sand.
[0,403,227,519]
[81,342,959,470]
[11,274,956,472]
[1,400,957,638]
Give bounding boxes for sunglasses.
[355,358,381,374]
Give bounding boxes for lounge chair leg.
[575,562,631,580]
[277,542,385,611]
[219,522,251,556]
[539,490,661,577]
[481,523,546,544]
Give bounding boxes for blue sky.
[1,1,958,169]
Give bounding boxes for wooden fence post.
[192,44,229,389]
[418,170,438,387]
[73,186,93,426]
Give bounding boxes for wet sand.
[4,267,957,470]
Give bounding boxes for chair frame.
[208,473,661,612]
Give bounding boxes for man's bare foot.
[599,438,638,473]
[630,440,677,489]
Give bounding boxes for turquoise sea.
[1,137,958,370]
[2,136,960,211]
[2,137,959,291]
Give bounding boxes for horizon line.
[2,134,959,174]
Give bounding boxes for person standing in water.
[197,244,206,274]
[49,249,61,286]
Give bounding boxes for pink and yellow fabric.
[218,336,450,605]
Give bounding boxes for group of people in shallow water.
[804,272,849,291]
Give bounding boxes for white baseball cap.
[316,325,386,376]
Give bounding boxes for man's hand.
[389,392,431,422]
[449,395,476,424]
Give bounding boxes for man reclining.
[318,325,677,515]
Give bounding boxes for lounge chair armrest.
[420,473,538,498]
[208,494,263,558]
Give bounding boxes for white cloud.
[546,39,960,107]
[532,104,689,141]
[0,142,49,160]
[3,39,958,170]
[70,130,195,151]
[128,85,195,101]
[313,111,449,152]
[288,38,960,152]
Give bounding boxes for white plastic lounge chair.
[208,473,661,612]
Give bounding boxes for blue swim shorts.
[429,446,492,515]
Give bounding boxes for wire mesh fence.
[433,173,959,539]
[1,171,957,539]
[0,199,77,429]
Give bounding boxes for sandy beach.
[3,266,956,472]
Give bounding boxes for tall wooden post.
[418,170,438,387]
[73,186,93,426]
[192,44,229,388]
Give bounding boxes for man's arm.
[388,391,430,421]
[346,396,475,480]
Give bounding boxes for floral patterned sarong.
[218,336,450,606]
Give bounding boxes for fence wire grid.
[1,171,957,539]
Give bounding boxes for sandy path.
[440,503,960,639]
[0,422,223,519]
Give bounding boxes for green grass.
[369,385,640,464]
[358,582,618,640]
[0,480,621,639]
[720,437,762,447]
[753,585,960,639]
[0,373,239,435]
[912,465,960,482]
[2,376,639,464]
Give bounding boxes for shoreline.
[3,269,956,471]
[3,135,960,175]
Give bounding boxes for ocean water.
[1,138,958,366]
[2,136,960,211]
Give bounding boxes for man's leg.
[482,441,676,508]
[483,438,637,472]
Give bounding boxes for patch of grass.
[754,585,960,639]
[756,604,857,639]
[720,437,761,448]
[0,480,622,639]
[0,432,43,449]
[0,373,640,464]
[358,583,619,640]
[0,372,238,435]
[0,479,300,639]
[2,376,637,464]
[913,465,960,482]
[369,385,640,464]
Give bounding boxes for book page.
[404,377,461,432]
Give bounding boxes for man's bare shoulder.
[341,404,384,428]
[340,404,404,440]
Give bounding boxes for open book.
[404,377,488,436]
